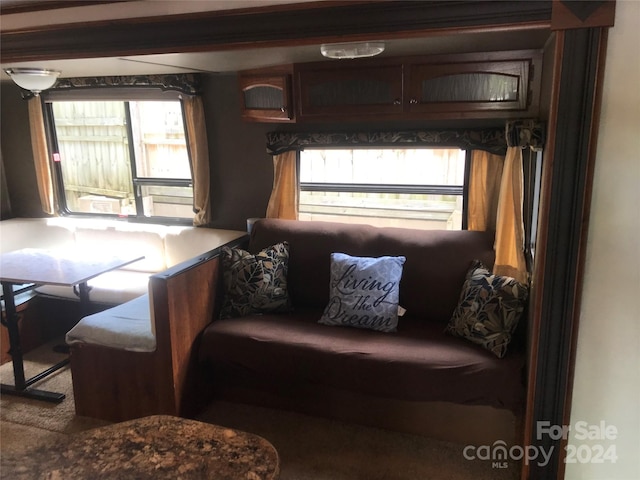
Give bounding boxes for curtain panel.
[467,147,530,285]
[493,147,528,285]
[28,97,56,215]
[467,150,504,232]
[183,96,211,226]
[266,150,298,220]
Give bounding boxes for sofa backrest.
[249,219,495,323]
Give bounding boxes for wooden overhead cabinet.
[404,51,539,116]
[293,50,541,122]
[239,73,293,122]
[295,63,404,118]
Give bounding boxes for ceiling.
[0,1,552,80]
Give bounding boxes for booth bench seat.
[0,217,245,305]
[66,237,246,422]
[0,216,247,421]
[65,293,155,352]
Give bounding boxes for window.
[299,148,468,230]
[45,97,193,222]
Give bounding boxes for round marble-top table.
[1,415,280,479]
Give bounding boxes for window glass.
[129,101,191,179]
[299,148,466,230]
[49,99,193,222]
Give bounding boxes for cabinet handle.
[393,99,401,105]
[410,98,419,104]
[280,106,287,112]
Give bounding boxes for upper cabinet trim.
[1,1,553,63]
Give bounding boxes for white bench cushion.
[35,270,150,305]
[65,294,155,352]
[0,218,75,254]
[74,224,166,273]
[164,226,246,267]
[1,217,245,307]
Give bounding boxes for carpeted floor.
[0,342,520,479]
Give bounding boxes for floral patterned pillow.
[319,253,406,333]
[446,260,528,358]
[219,242,291,319]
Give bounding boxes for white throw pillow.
[319,253,406,333]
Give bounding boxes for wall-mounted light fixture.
[320,41,385,60]
[4,68,61,95]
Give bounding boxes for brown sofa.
[198,219,527,444]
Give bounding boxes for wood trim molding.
[524,26,608,480]
[0,0,553,63]
[551,0,616,30]
[0,1,126,15]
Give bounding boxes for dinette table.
[1,415,280,479]
[0,247,144,403]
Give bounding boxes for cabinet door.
[239,75,292,122]
[296,64,403,119]
[406,60,531,114]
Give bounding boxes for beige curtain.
[266,150,298,219]
[467,149,504,231]
[183,96,211,226]
[493,146,528,284]
[28,97,56,215]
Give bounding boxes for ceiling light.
[4,68,61,95]
[320,42,385,59]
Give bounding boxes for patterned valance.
[51,74,201,96]
[266,129,507,156]
[506,120,546,152]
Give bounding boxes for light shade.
[4,68,61,95]
[320,41,385,59]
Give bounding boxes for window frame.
[42,89,194,226]
[298,147,472,230]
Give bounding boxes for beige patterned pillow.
[446,260,528,358]
[219,242,291,319]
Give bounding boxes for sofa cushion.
[446,260,528,358]
[65,294,155,352]
[319,253,406,333]
[249,219,495,323]
[219,242,292,319]
[199,309,525,410]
